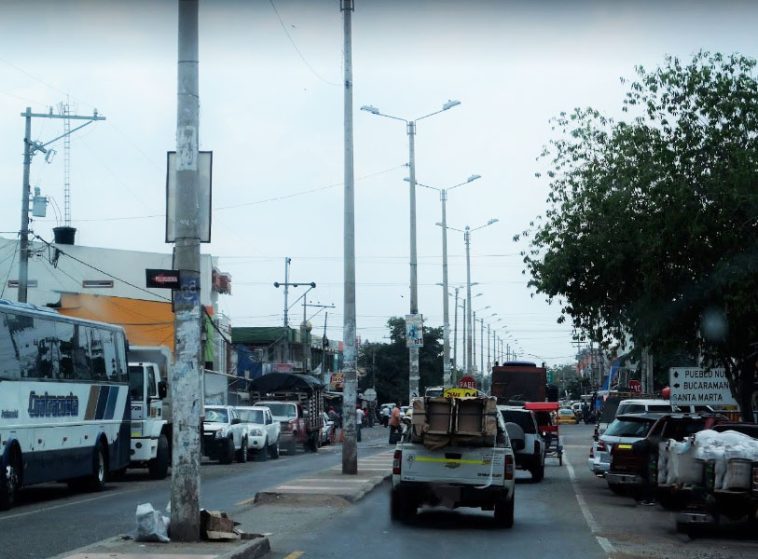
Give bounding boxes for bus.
[0,299,130,510]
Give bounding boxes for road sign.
[146,268,181,289]
[363,388,377,402]
[669,367,738,407]
[458,375,477,389]
[444,387,479,398]
[405,314,424,348]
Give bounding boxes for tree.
[519,52,758,420]
[358,317,443,405]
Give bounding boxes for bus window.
[101,330,118,381]
[73,325,91,379]
[34,317,58,379]
[0,313,21,380]
[58,321,75,379]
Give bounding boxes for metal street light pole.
[361,99,460,403]
[414,175,479,387]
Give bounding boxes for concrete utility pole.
[274,261,315,367]
[17,107,104,303]
[303,301,335,371]
[341,0,358,475]
[171,0,202,541]
[452,287,459,378]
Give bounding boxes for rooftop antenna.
[59,97,72,225]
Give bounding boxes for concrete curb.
[253,473,390,506]
[47,533,271,559]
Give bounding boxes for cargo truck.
[490,361,549,405]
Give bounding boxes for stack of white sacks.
[658,430,758,491]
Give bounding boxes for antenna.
[61,97,72,225]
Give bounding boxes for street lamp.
[437,219,498,375]
[408,174,480,387]
[361,99,461,402]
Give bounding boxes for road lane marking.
[564,446,616,557]
[284,552,304,559]
[0,487,142,522]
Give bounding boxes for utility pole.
[452,287,459,381]
[472,310,477,376]
[465,227,473,374]
[461,298,467,374]
[407,116,421,405]
[480,318,484,380]
[341,0,358,475]
[303,301,335,371]
[274,263,314,368]
[17,107,104,303]
[171,0,201,541]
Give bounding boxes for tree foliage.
[519,52,758,419]
[358,317,443,405]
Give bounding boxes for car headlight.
[250,429,264,436]
[214,430,225,439]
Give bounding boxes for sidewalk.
[52,427,394,559]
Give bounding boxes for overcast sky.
[1,0,756,366]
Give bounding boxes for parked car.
[588,413,664,481]
[498,405,546,481]
[319,412,335,445]
[595,398,675,438]
[557,408,579,425]
[235,405,281,460]
[202,405,248,464]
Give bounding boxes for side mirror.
[158,381,168,399]
[303,410,310,418]
[231,418,241,425]
[593,434,599,442]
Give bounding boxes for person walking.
[356,406,365,442]
[388,404,401,444]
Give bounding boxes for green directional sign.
[547,371,554,383]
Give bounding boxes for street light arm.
[436,222,465,233]
[360,105,408,123]
[447,174,482,192]
[404,177,440,192]
[415,99,461,122]
[470,218,499,233]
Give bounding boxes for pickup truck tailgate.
[399,445,504,485]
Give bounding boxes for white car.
[319,412,335,445]
[236,406,281,460]
[202,406,249,464]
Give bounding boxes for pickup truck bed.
[391,442,516,527]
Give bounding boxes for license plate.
[617,444,632,450]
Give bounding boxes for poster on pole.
[669,367,738,407]
[405,314,424,348]
[165,150,213,243]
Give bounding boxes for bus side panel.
[109,387,131,472]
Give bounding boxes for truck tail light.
[589,446,594,458]
[393,449,402,475]
[504,454,514,480]
[597,440,607,452]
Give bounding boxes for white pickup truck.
[235,406,281,460]
[391,409,518,527]
[202,406,249,464]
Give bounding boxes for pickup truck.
[391,407,518,527]
[235,405,281,460]
[202,406,249,464]
[607,413,728,505]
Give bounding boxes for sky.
[1,0,756,367]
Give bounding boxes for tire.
[237,438,249,463]
[608,483,626,496]
[494,493,515,528]
[390,488,416,523]
[84,442,107,492]
[268,437,280,459]
[220,437,235,464]
[285,440,297,455]
[531,463,545,483]
[257,438,269,462]
[148,434,170,480]
[0,451,21,511]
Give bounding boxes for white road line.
[0,487,141,522]
[564,449,616,557]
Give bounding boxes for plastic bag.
[134,502,170,543]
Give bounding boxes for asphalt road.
[0,434,384,559]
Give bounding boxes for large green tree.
[519,52,758,420]
[358,317,443,405]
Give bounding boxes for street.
[2,423,755,559]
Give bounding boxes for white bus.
[0,299,130,510]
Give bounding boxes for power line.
[268,0,340,87]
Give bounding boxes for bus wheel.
[85,442,107,492]
[0,452,20,510]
